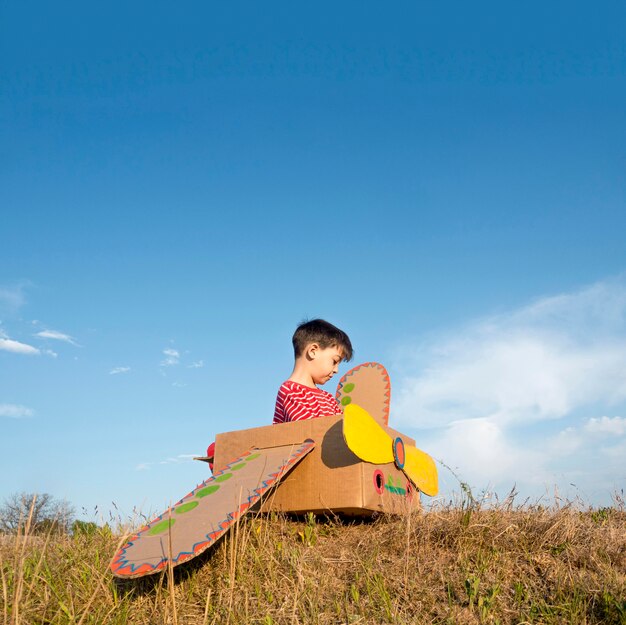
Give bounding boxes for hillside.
[1,503,625,624]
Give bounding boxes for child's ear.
[306,343,320,360]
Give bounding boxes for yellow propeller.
[343,403,439,497]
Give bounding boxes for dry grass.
[1,500,624,624]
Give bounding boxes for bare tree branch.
[0,492,74,534]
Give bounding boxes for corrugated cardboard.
[214,414,421,515]
[335,362,391,425]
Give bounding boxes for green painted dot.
[231,463,246,471]
[246,453,261,461]
[196,485,220,498]
[175,501,199,514]
[215,472,233,482]
[341,396,352,406]
[343,383,355,393]
[148,519,175,536]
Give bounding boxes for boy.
[273,319,353,424]
[205,319,352,469]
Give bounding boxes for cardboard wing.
[111,440,315,578]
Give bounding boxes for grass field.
[1,497,624,624]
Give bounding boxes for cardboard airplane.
[111,362,438,578]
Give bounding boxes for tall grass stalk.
[167,505,179,625]
[11,494,37,625]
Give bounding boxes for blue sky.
[1,1,625,520]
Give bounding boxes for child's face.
[307,344,344,386]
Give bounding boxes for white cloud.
[584,416,626,436]
[604,438,626,461]
[135,454,197,471]
[188,360,204,369]
[549,426,584,456]
[395,277,626,429]
[425,418,547,487]
[393,277,626,503]
[0,284,27,313]
[160,348,180,366]
[110,366,131,375]
[35,329,78,345]
[0,337,40,355]
[159,454,195,464]
[0,404,34,418]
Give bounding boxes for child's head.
[291,319,352,362]
[292,319,353,362]
[291,319,353,386]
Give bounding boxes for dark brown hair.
[292,319,353,361]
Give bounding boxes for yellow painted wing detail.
[404,445,439,497]
[343,403,394,464]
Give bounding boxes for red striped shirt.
[273,381,342,424]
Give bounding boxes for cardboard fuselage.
[214,414,420,516]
